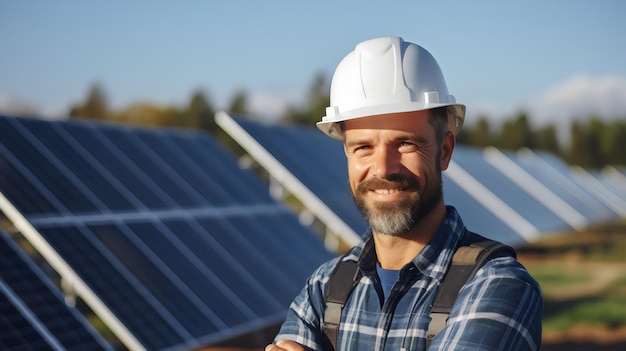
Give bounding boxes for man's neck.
[373,203,447,270]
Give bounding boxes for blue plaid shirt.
[275,206,543,350]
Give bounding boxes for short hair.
[428,107,450,147]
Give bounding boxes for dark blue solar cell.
[38,225,183,350]
[531,150,620,218]
[0,228,111,350]
[582,170,626,212]
[87,222,218,338]
[453,147,572,233]
[590,170,626,200]
[0,117,97,214]
[0,114,332,350]
[0,151,57,216]
[170,132,275,205]
[442,175,526,246]
[0,293,55,351]
[13,117,138,212]
[162,217,288,318]
[254,212,337,269]
[98,125,204,208]
[197,214,333,297]
[231,117,370,236]
[62,121,171,210]
[505,149,615,223]
[131,130,233,206]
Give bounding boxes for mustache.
[356,174,419,194]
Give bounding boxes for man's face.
[343,110,452,236]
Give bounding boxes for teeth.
[374,189,399,195]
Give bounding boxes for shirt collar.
[351,206,466,279]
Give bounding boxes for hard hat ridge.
[317,36,465,140]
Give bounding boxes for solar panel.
[451,147,575,234]
[527,151,624,218]
[604,166,626,199]
[440,172,529,245]
[507,149,619,221]
[571,167,626,216]
[215,112,558,247]
[593,168,626,207]
[0,114,333,350]
[0,227,112,350]
[482,147,593,230]
[215,112,367,246]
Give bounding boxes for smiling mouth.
[358,174,417,196]
[372,188,407,195]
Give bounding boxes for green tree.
[468,116,492,148]
[113,103,179,127]
[568,122,585,166]
[586,118,606,169]
[535,124,560,156]
[603,120,626,165]
[69,83,109,120]
[183,90,215,132]
[227,90,249,116]
[455,127,469,145]
[568,120,603,168]
[499,112,534,150]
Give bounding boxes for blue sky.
[1,0,625,129]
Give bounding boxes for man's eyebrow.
[396,134,429,144]
[344,138,370,148]
[345,134,429,148]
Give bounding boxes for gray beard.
[352,174,442,237]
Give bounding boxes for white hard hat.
[317,36,465,140]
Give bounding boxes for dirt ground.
[541,325,626,350]
[517,235,626,351]
[542,341,626,351]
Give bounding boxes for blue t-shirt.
[376,263,400,300]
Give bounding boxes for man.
[266,37,542,351]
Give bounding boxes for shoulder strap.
[323,256,361,351]
[321,233,515,351]
[426,232,516,348]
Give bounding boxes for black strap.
[426,233,516,348]
[322,233,516,350]
[323,256,361,350]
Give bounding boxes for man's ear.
[440,131,456,171]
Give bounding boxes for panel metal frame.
[215,111,361,247]
[0,192,146,351]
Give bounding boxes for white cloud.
[0,93,37,116]
[248,90,303,121]
[529,74,626,125]
[0,93,69,119]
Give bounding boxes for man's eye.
[399,142,420,152]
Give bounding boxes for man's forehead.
[342,110,432,136]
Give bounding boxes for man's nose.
[372,148,401,179]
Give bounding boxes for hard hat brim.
[317,102,466,141]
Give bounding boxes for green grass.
[528,265,591,292]
[523,261,626,331]
[519,223,626,332]
[543,298,626,330]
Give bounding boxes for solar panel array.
[216,112,625,248]
[0,114,333,350]
[0,227,112,351]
